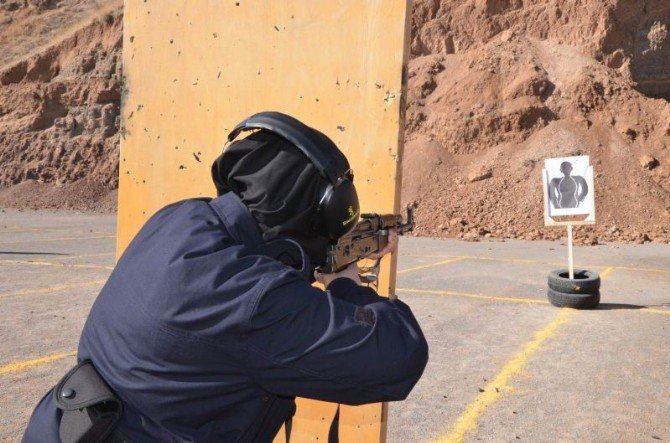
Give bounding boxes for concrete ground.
[1,209,668,442]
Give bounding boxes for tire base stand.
[548,269,600,294]
[547,222,601,309]
[547,287,600,309]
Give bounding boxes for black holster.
[53,360,123,443]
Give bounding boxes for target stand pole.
[567,223,574,279]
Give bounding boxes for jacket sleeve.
[243,273,429,405]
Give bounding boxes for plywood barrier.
[119,1,411,440]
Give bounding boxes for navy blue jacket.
[24,193,428,442]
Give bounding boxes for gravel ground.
[1,210,668,442]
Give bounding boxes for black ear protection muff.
[225,111,360,241]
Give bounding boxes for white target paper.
[543,155,595,220]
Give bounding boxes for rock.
[419,76,437,98]
[2,1,22,12]
[639,154,659,170]
[450,217,467,227]
[25,52,59,82]
[463,232,480,242]
[468,168,493,183]
[101,104,117,127]
[95,81,121,104]
[80,54,96,74]
[0,60,27,85]
[64,115,78,132]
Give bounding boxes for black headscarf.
[211,130,331,266]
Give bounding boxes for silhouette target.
[548,161,588,209]
[543,155,595,221]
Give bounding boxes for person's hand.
[367,230,398,260]
[314,262,361,287]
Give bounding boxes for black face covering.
[211,130,331,266]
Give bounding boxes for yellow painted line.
[635,306,670,316]
[403,253,456,258]
[404,254,602,270]
[403,254,670,275]
[400,287,670,318]
[0,226,115,235]
[433,264,663,443]
[397,257,466,275]
[0,279,106,300]
[0,259,113,271]
[0,227,68,233]
[599,266,615,279]
[0,352,76,375]
[0,252,115,261]
[456,256,612,272]
[437,309,573,443]
[397,288,547,305]
[0,234,115,246]
[57,252,115,260]
[642,308,670,317]
[404,254,563,266]
[609,265,670,274]
[467,256,561,266]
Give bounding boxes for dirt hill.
[0,0,122,211]
[403,0,670,244]
[0,0,669,244]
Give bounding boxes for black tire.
[548,269,600,294]
[547,287,600,309]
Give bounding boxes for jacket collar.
[209,192,313,280]
[209,192,263,247]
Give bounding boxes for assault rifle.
[319,206,415,280]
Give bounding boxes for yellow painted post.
[119,1,411,441]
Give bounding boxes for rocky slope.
[0,0,669,244]
[403,0,670,244]
[0,0,121,211]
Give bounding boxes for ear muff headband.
[226,111,359,240]
[228,111,349,185]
